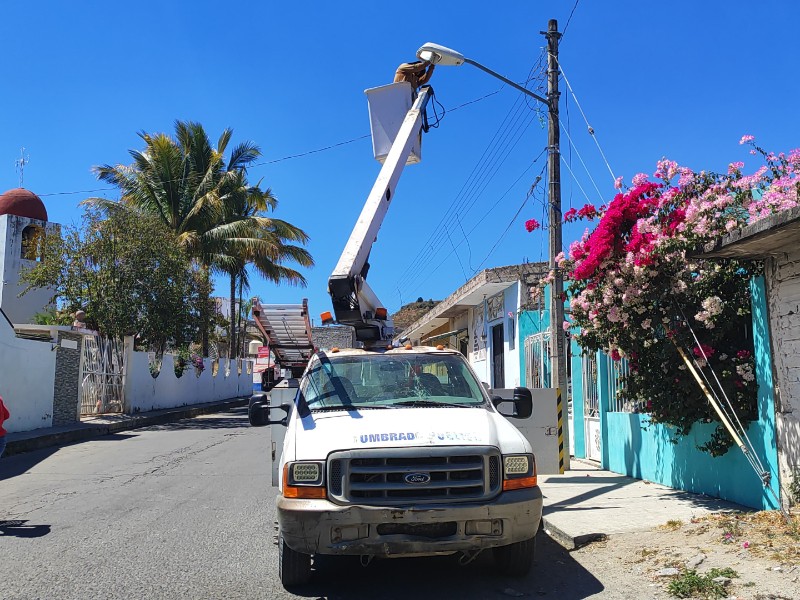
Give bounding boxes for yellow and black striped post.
[556,388,565,474]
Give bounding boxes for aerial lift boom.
[327,85,433,346]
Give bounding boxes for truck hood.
[289,406,530,460]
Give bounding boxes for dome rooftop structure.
[0,188,48,221]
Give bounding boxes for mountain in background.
[391,298,440,334]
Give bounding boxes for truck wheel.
[493,536,535,577]
[279,533,311,588]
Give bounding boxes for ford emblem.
[404,472,431,485]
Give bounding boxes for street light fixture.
[416,43,549,106]
[417,24,569,474]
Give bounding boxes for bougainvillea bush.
[561,139,799,455]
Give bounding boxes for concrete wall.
[764,249,800,501]
[0,214,56,324]
[123,341,253,413]
[0,309,56,432]
[312,325,355,351]
[605,413,779,510]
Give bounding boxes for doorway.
[492,323,505,388]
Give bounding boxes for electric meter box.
[365,81,422,165]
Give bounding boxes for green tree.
[22,207,203,352]
[89,120,313,356]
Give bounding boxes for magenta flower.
[525,219,541,232]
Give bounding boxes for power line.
[562,0,581,37]
[556,60,617,182]
[32,89,505,200]
[403,148,546,299]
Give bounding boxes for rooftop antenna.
[14,147,29,187]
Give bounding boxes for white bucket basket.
[364,81,422,164]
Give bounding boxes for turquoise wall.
[572,276,779,510]
[570,336,586,459]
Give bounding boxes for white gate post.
[122,335,135,414]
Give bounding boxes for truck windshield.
[302,353,487,410]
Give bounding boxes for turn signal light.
[503,475,538,491]
[283,485,328,499]
[320,311,334,325]
[375,307,388,320]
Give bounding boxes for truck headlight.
[502,454,537,491]
[283,461,326,499]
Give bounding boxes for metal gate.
[582,352,601,461]
[524,332,551,389]
[80,335,125,414]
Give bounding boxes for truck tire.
[279,533,311,588]
[493,536,535,576]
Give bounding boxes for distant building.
[0,188,57,324]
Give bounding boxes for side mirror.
[492,387,533,420]
[248,393,292,427]
[512,387,533,419]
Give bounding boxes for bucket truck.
[250,81,543,588]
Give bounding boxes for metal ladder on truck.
[251,298,314,381]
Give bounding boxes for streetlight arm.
[462,58,549,106]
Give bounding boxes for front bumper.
[277,486,543,556]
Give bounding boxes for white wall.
[123,343,254,413]
[766,250,800,497]
[0,313,56,432]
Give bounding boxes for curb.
[4,398,248,458]
[542,516,606,551]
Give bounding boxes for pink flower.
[739,134,755,145]
[562,320,571,331]
[728,161,745,174]
[742,541,750,549]
[693,344,715,358]
[525,219,540,232]
[614,176,624,190]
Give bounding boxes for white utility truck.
[250,82,543,588]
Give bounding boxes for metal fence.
[524,332,551,389]
[605,355,638,413]
[582,352,599,418]
[80,335,125,414]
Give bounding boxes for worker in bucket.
[394,60,435,89]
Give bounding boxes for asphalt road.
[0,408,607,599]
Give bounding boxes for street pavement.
[0,406,753,599]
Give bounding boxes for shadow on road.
[145,408,250,432]
[292,531,604,600]
[0,519,51,538]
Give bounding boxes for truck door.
[493,387,561,474]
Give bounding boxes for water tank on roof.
[365,81,422,165]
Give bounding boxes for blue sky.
[2,1,799,323]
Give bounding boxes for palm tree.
[88,120,314,355]
[209,168,314,356]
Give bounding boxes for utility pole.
[545,19,569,473]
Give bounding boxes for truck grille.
[328,447,501,506]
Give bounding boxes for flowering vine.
[563,139,799,455]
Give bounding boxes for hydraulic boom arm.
[328,86,433,346]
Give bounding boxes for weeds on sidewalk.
[667,567,737,599]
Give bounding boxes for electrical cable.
[473,163,547,272]
[555,60,617,183]
[560,154,594,204]
[35,90,504,200]
[404,148,546,298]
[392,91,535,291]
[559,117,606,201]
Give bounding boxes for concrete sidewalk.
[539,458,748,549]
[2,397,248,457]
